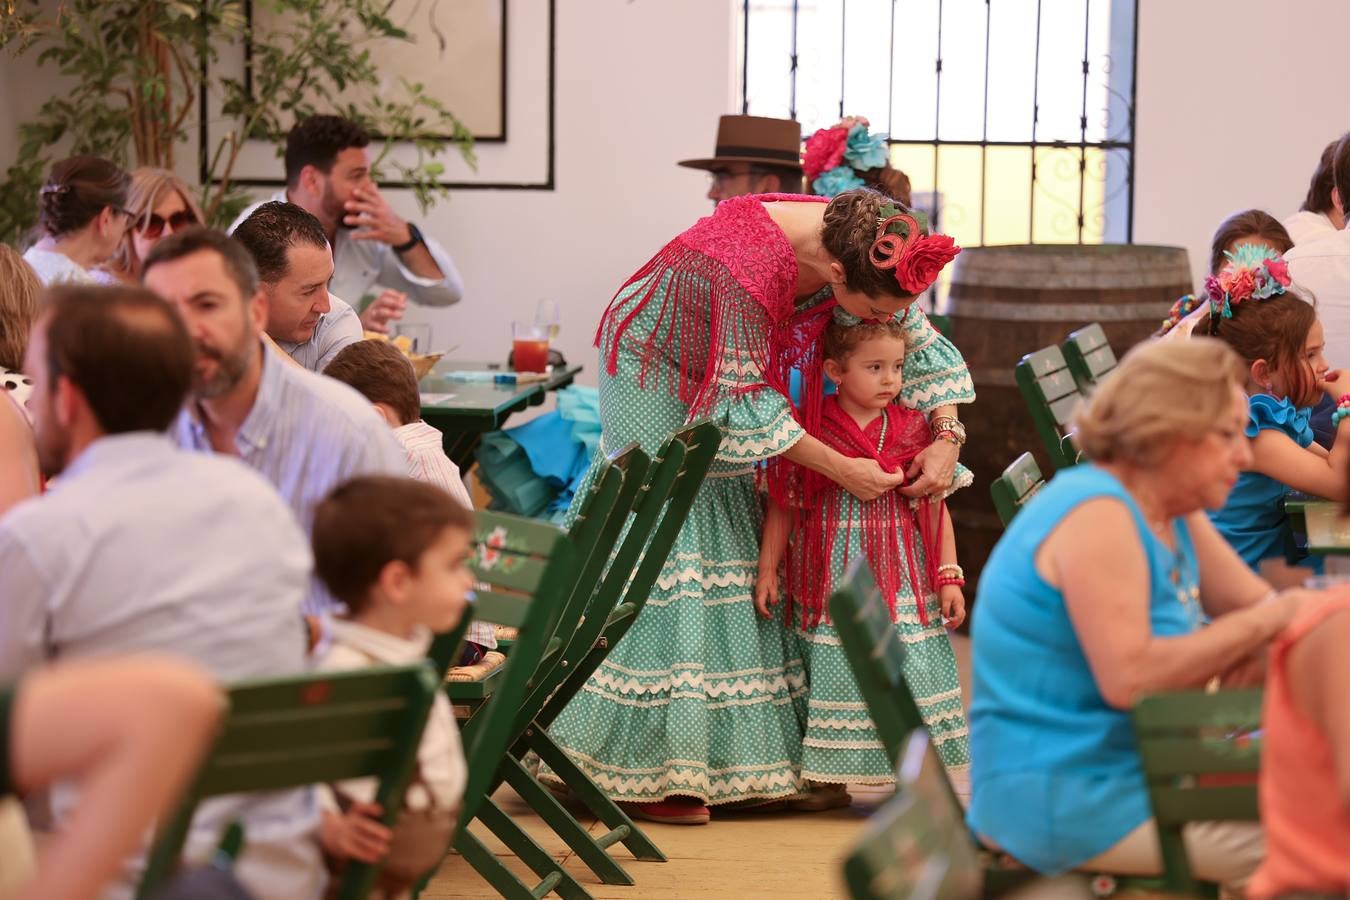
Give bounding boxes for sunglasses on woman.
[137,209,198,239]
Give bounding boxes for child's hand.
[754,567,780,620]
[939,584,966,630]
[1319,369,1342,396]
[319,802,392,863]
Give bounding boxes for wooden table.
[419,359,583,471]
[1285,497,1350,555]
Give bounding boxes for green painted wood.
[1015,345,1084,472]
[426,608,474,682]
[1132,689,1263,894]
[1062,323,1118,391]
[990,452,1044,526]
[136,665,438,899]
[842,731,981,900]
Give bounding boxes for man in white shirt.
[1286,132,1350,372]
[141,227,407,618]
[1284,140,1344,247]
[0,283,322,899]
[230,115,463,334]
[233,201,361,372]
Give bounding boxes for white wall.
[1133,0,1349,285]
[5,0,1345,362]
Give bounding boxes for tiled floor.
[423,635,976,899]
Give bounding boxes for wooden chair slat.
[1015,345,1084,471]
[990,452,1045,526]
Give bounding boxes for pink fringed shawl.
[782,397,944,629]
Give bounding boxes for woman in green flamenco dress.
[540,188,974,825]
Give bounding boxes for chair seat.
[446,650,506,683]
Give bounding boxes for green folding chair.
[437,511,587,900]
[829,561,1033,895]
[1014,345,1084,472]
[990,452,1045,526]
[842,730,982,900]
[522,421,721,867]
[1061,323,1118,392]
[433,444,659,892]
[135,665,440,899]
[1132,689,1263,897]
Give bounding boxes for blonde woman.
[95,168,203,286]
[0,247,42,514]
[968,338,1313,887]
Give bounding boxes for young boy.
[324,339,496,664]
[311,475,474,897]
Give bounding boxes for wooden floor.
[422,635,976,899]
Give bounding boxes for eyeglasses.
[137,209,198,239]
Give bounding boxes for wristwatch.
[392,222,424,254]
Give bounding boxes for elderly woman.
[968,338,1309,885]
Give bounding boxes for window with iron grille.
[738,0,1138,259]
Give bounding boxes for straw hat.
[677,115,804,172]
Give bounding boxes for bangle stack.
[930,416,966,447]
[1332,395,1350,428]
[936,563,965,588]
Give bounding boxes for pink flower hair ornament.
[871,205,962,295]
[1203,245,1292,320]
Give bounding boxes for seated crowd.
[3,112,1350,900]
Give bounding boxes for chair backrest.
[457,511,579,824]
[1061,323,1117,391]
[1132,689,1263,893]
[137,665,440,899]
[827,560,926,767]
[534,420,722,729]
[1014,345,1083,471]
[842,730,982,900]
[990,452,1045,526]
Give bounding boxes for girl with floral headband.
[537,188,973,825]
[756,297,972,810]
[1196,245,1350,574]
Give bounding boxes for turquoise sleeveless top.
[967,465,1199,873]
[1208,394,1314,570]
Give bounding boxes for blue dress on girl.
[1208,394,1316,570]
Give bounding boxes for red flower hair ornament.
[870,206,961,295]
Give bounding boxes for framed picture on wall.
[246,0,507,142]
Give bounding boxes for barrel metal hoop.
[949,299,1173,321]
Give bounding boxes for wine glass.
[535,298,561,341]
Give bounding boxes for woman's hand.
[835,456,909,502]
[1217,648,1268,688]
[901,440,958,499]
[939,584,966,630]
[754,566,780,620]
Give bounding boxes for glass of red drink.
[512,322,550,373]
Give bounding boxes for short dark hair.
[232,201,329,285]
[1334,132,1350,219]
[285,115,371,187]
[312,476,472,614]
[324,340,421,425]
[143,226,260,298]
[1302,140,1339,215]
[42,285,193,433]
[37,155,130,237]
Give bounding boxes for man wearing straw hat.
[678,114,805,203]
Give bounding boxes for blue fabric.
[1208,394,1316,570]
[475,386,602,523]
[788,367,837,407]
[1310,391,1336,450]
[967,465,1199,874]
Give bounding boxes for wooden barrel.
[945,244,1192,595]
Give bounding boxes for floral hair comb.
[1203,243,1291,319]
[870,204,961,296]
[803,115,890,196]
[831,305,910,328]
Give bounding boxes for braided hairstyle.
[821,188,918,299]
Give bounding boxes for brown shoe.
[786,782,852,812]
[620,796,711,825]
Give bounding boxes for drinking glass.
[535,298,561,341]
[392,322,432,354]
[512,322,550,373]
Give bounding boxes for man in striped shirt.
[142,227,406,619]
